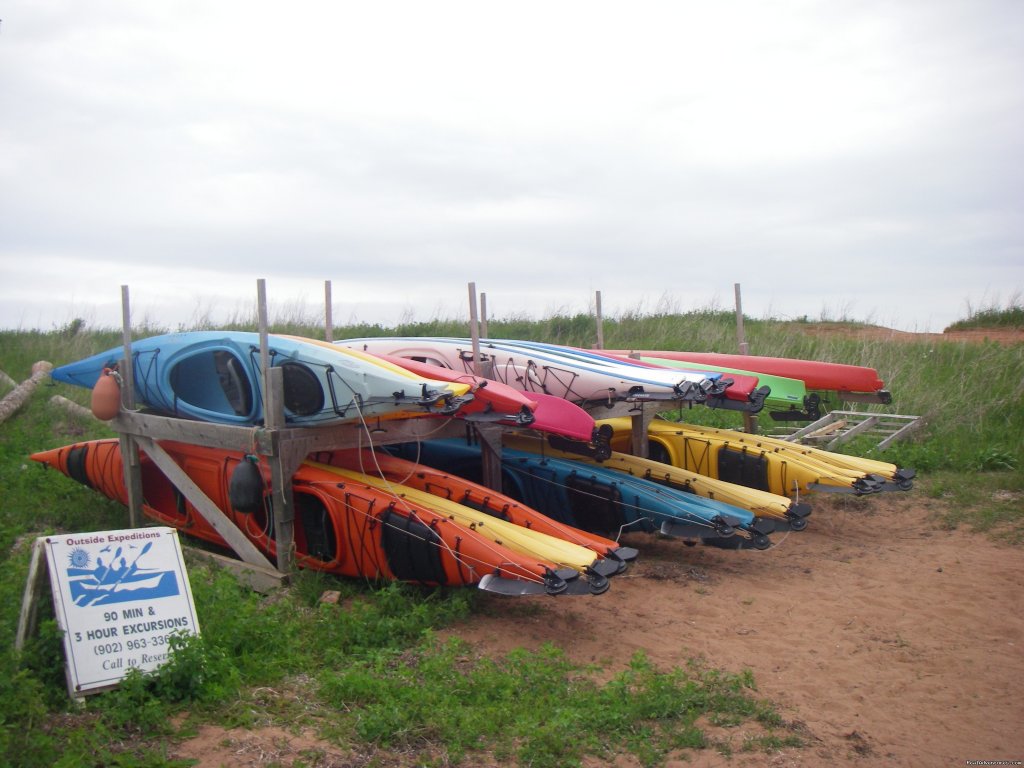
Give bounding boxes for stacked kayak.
[605,349,892,410]
[50,331,474,427]
[336,336,725,407]
[606,353,813,420]
[506,340,770,413]
[310,447,638,570]
[31,439,618,596]
[502,433,811,531]
[597,417,909,497]
[641,420,915,492]
[363,351,599,442]
[385,439,777,550]
[306,461,614,589]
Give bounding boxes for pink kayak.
[372,352,597,442]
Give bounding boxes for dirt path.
[447,494,1024,767]
[173,493,1024,767]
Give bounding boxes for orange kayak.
[310,447,638,575]
[31,439,605,596]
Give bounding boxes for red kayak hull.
[605,350,884,394]
[586,349,760,402]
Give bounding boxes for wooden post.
[119,285,144,527]
[624,352,651,458]
[266,367,295,574]
[734,283,748,357]
[14,539,49,652]
[258,279,271,411]
[468,283,500,488]
[324,280,334,342]
[595,290,605,349]
[480,292,489,339]
[468,282,482,377]
[735,283,757,434]
[630,404,657,459]
[257,280,295,574]
[476,424,503,493]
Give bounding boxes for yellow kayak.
[597,417,885,497]
[307,461,611,579]
[651,421,914,490]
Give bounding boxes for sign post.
[34,527,200,697]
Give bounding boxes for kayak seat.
[647,440,672,465]
[717,448,771,492]
[163,350,252,418]
[294,492,338,563]
[563,474,624,535]
[280,362,324,417]
[219,354,253,416]
[379,508,447,585]
[409,355,450,369]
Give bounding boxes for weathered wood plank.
[0,361,53,426]
[15,539,49,652]
[185,548,287,594]
[110,411,273,453]
[265,367,295,574]
[49,395,95,420]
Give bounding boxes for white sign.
[43,526,200,695]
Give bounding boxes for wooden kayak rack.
[101,280,693,588]
[109,281,470,589]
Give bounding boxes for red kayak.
[605,350,887,397]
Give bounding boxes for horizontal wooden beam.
[110,410,469,458]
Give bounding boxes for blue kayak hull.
[386,439,773,546]
[51,331,465,427]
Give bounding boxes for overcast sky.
[1,1,1021,334]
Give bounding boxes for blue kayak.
[386,439,775,549]
[50,331,472,426]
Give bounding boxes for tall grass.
[945,294,1024,331]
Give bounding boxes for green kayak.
[637,356,813,418]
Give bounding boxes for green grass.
[1,306,1022,766]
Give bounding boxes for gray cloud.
[1,0,1021,333]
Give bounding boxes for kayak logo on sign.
[65,541,180,608]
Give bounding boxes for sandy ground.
[172,492,1024,767]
